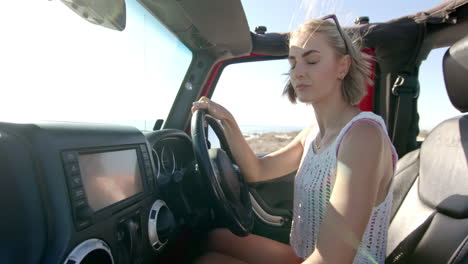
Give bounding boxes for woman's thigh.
[195,252,247,264]
[205,228,303,264]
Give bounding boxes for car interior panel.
[1,0,468,263]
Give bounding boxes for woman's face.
[288,32,347,104]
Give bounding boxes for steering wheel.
[191,109,254,236]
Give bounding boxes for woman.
[192,15,397,264]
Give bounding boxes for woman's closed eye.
[288,59,296,70]
[289,61,318,70]
[304,53,320,65]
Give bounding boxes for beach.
[244,130,300,154]
[244,129,429,155]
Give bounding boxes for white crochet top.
[290,112,397,263]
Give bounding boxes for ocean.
[239,124,305,135]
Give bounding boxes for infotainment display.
[78,149,143,211]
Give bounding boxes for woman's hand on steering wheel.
[191,103,254,236]
[192,96,231,121]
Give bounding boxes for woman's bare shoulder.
[297,124,318,147]
[340,120,386,150]
[338,119,392,169]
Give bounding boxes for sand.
[244,130,429,155]
[244,131,301,154]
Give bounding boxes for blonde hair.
[284,19,373,105]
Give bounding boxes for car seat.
[386,35,468,263]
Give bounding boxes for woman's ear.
[338,55,352,79]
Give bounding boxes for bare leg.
[194,252,247,264]
[200,228,302,264]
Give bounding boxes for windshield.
[1,0,192,131]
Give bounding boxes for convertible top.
[252,0,468,72]
[143,0,468,74]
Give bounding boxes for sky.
[0,0,460,131]
[0,0,192,128]
[226,0,460,131]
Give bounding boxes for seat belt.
[391,72,420,157]
[389,21,425,157]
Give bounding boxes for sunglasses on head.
[320,14,349,54]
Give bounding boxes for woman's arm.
[193,96,314,183]
[303,121,392,264]
[223,114,314,182]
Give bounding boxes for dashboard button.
[145,164,152,173]
[69,175,82,188]
[66,163,80,175]
[76,206,93,219]
[147,177,154,186]
[71,188,85,200]
[62,152,78,163]
[140,145,148,152]
[150,210,156,219]
[73,199,87,208]
[76,219,91,230]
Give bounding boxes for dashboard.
[0,122,204,264]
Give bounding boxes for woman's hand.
[192,96,232,121]
[191,97,307,183]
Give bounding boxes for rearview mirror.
[60,0,126,31]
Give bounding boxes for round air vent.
[63,238,114,264]
[148,200,175,251]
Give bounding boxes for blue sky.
[231,0,460,131]
[0,0,459,131]
[241,0,442,30]
[0,0,191,128]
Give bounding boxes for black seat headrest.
[443,35,468,113]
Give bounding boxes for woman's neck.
[313,93,360,138]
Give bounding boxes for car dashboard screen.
[79,149,143,211]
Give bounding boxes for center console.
[0,122,177,264]
[61,144,169,263]
[62,145,154,231]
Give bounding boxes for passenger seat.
[386,35,468,263]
